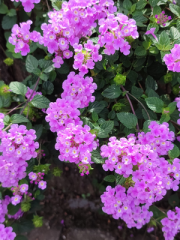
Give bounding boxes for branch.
[121,86,140,132]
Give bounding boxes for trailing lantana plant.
[0,0,180,239]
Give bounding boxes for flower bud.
[21,201,31,212]
[3,58,14,66]
[114,74,126,85]
[33,215,43,228]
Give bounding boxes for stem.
[46,0,50,11]
[127,91,151,120]
[5,102,24,116]
[121,86,140,132]
[20,77,40,115]
[4,123,12,131]
[170,120,180,131]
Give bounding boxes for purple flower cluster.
[9,20,40,56]
[73,41,102,75]
[163,44,180,72]
[100,122,180,228]
[155,11,171,26]
[61,72,97,108]
[55,123,99,165]
[25,87,42,101]
[11,0,40,12]
[98,14,139,56]
[45,98,82,132]
[161,207,180,240]
[0,224,16,240]
[0,121,39,187]
[0,196,23,223]
[29,172,47,190]
[136,121,174,155]
[11,184,32,205]
[101,185,153,229]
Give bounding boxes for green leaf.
[169,3,180,18]
[145,76,158,90]
[102,84,122,99]
[39,59,52,69]
[3,115,10,125]
[88,101,106,114]
[0,3,8,14]
[33,124,43,140]
[30,95,50,109]
[40,73,48,81]
[2,15,17,29]
[143,120,151,132]
[123,0,132,11]
[12,219,34,234]
[8,203,20,215]
[168,193,180,207]
[98,121,114,138]
[56,62,69,74]
[170,27,180,40]
[92,111,98,122]
[168,102,177,114]
[11,114,29,123]
[149,205,166,222]
[9,82,27,96]
[135,46,147,57]
[104,175,116,182]
[26,55,38,73]
[43,65,54,73]
[117,112,138,129]
[155,31,171,51]
[91,149,105,164]
[169,144,180,159]
[159,114,170,123]
[8,9,17,16]
[153,6,161,16]
[116,174,126,185]
[149,0,159,7]
[131,86,143,98]
[136,0,147,10]
[42,81,54,95]
[145,97,164,113]
[15,236,28,240]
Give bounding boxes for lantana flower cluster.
[29,172,47,190]
[98,13,139,56]
[0,224,16,240]
[61,72,97,108]
[11,184,31,206]
[55,123,98,165]
[100,122,180,229]
[163,44,180,73]
[9,20,40,56]
[73,41,102,75]
[45,98,82,132]
[25,87,42,101]
[161,207,180,240]
[0,117,39,187]
[155,11,172,26]
[101,185,153,229]
[0,195,23,223]
[11,0,40,12]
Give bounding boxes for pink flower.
[145,28,158,41]
[11,195,21,206]
[38,180,47,190]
